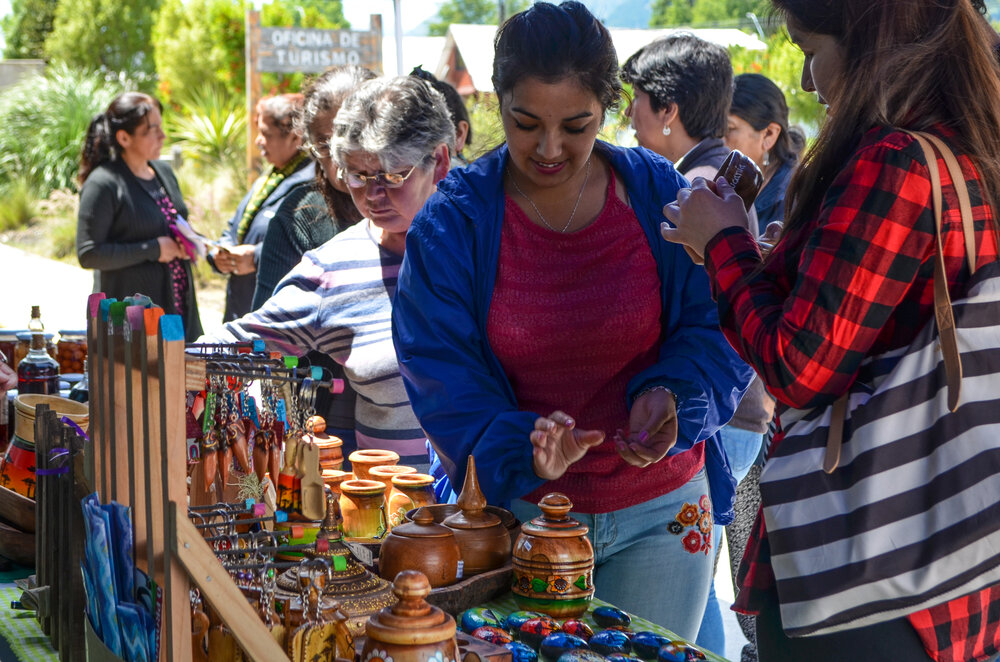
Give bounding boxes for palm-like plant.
[169,84,248,188]
[0,64,125,195]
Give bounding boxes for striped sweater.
[203,220,426,457]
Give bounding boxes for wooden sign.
[244,12,383,181]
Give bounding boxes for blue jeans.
[511,469,715,640]
[696,425,765,654]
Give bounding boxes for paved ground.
[0,242,224,333]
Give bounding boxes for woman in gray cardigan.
[77,92,203,341]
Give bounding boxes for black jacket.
[77,159,203,342]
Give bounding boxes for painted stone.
[557,650,608,662]
[606,655,643,662]
[656,643,707,662]
[460,607,504,634]
[630,632,672,660]
[560,619,594,641]
[519,617,559,649]
[472,626,514,646]
[539,632,591,662]
[591,606,631,629]
[589,630,632,656]
[507,611,547,633]
[507,642,540,662]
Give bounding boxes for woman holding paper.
[76,91,203,341]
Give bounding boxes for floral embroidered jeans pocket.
[668,494,713,554]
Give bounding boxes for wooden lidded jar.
[349,449,400,481]
[362,570,460,662]
[442,456,510,576]
[511,492,594,618]
[380,507,461,587]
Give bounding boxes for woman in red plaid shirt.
[663,0,1000,660]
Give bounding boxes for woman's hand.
[530,410,605,481]
[157,236,187,262]
[226,244,257,276]
[661,177,749,258]
[614,388,678,467]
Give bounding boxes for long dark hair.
[773,0,1000,242]
[492,1,621,113]
[298,66,375,224]
[731,73,805,172]
[79,92,162,184]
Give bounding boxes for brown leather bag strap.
[920,132,977,274]
[906,130,967,412]
[824,130,971,472]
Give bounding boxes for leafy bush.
[35,188,79,260]
[0,64,124,196]
[0,177,37,231]
[169,84,249,188]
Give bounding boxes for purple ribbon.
[36,445,70,475]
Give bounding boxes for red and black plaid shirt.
[703,126,1000,662]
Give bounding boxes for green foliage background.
[429,0,531,36]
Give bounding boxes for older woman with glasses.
[199,76,454,470]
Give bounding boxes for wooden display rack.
[33,294,290,662]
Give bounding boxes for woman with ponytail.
[664,0,1000,659]
[76,91,202,341]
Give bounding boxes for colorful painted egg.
[507,642,540,662]
[508,610,547,633]
[561,619,595,641]
[557,650,608,662]
[589,630,632,656]
[630,632,671,659]
[592,606,631,629]
[606,655,643,662]
[472,625,514,646]
[520,618,559,649]
[540,632,591,662]
[656,643,707,662]
[461,607,505,634]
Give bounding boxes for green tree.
[44,0,160,80]
[0,0,58,59]
[428,0,531,36]
[650,0,767,28]
[152,0,350,104]
[729,28,826,133]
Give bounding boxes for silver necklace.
[508,158,592,233]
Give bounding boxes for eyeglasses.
[304,142,332,160]
[338,163,423,189]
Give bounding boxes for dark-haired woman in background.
[725,73,805,234]
[393,1,752,638]
[77,91,203,341]
[410,66,473,167]
[212,93,313,321]
[252,66,376,309]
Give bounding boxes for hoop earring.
[662,125,671,136]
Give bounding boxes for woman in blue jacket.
[392,1,752,638]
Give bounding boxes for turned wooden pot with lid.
[511,492,595,618]
[362,570,460,662]
[379,507,461,587]
[442,456,510,576]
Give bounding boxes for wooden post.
[158,315,192,662]
[246,9,263,188]
[371,14,384,74]
[85,293,104,489]
[34,404,53,635]
[126,306,150,570]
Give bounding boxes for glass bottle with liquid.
[17,306,60,395]
[68,360,89,403]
